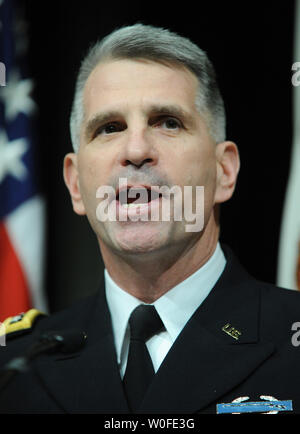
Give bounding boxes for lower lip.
[114,196,162,221]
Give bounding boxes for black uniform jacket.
[0,246,300,414]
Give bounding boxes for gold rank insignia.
[0,309,46,338]
[222,323,242,340]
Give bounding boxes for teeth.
[121,203,144,208]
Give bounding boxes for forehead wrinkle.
[81,60,202,140]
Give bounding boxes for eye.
[94,121,126,137]
[154,116,183,131]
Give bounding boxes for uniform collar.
[105,242,226,364]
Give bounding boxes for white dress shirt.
[104,242,226,378]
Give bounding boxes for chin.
[112,221,170,255]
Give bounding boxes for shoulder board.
[0,309,47,339]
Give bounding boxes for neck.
[99,215,220,303]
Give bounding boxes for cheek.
[176,145,216,187]
[78,148,110,184]
[180,148,217,217]
[77,155,106,208]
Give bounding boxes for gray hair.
[70,24,226,152]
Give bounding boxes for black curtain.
[24,1,295,312]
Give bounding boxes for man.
[0,24,299,415]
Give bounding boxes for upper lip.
[116,183,161,196]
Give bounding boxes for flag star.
[0,70,36,122]
[0,130,28,183]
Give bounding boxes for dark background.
[23,1,295,312]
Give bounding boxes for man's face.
[65,59,232,257]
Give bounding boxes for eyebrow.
[84,110,122,141]
[84,103,194,141]
[147,104,193,125]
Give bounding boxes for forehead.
[82,58,199,118]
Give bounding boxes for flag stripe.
[5,196,47,311]
[0,222,31,321]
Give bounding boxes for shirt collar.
[105,242,226,363]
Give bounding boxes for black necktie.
[123,304,164,412]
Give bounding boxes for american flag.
[0,0,47,321]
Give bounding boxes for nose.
[120,127,158,169]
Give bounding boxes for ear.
[63,153,86,215]
[214,141,240,204]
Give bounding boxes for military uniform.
[0,246,299,414]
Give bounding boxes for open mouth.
[117,186,162,208]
